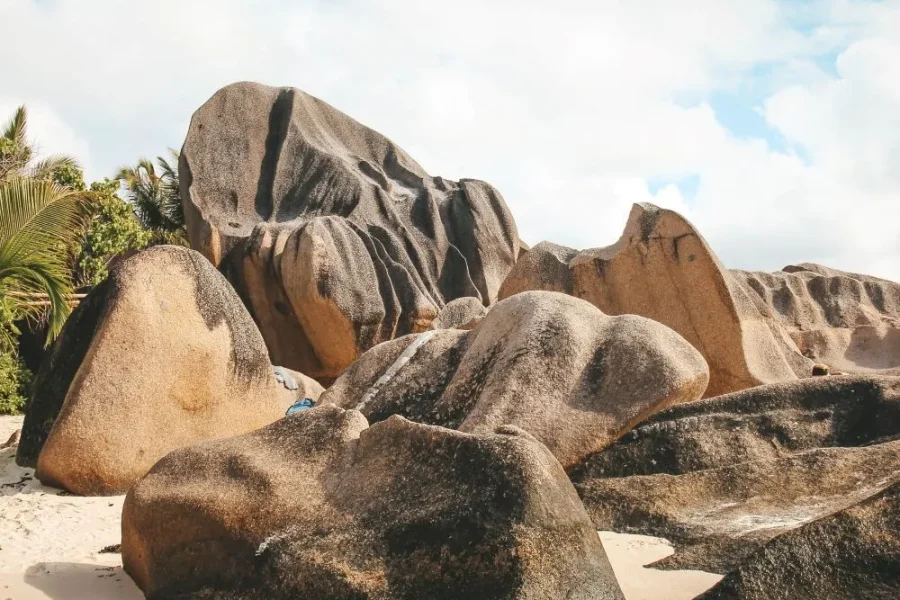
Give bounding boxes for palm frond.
[0,260,72,343]
[0,107,33,182]
[157,149,179,180]
[114,165,136,183]
[117,156,184,230]
[28,154,80,180]
[138,158,157,180]
[157,149,184,227]
[133,192,168,229]
[2,106,27,144]
[0,178,85,255]
[0,178,86,345]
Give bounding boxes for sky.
[1,0,899,280]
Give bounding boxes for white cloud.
[0,0,898,279]
[698,34,900,277]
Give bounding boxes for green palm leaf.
[2,106,27,145]
[28,154,80,180]
[157,149,184,226]
[0,106,78,183]
[0,178,86,349]
[117,154,185,233]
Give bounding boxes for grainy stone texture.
[429,296,487,330]
[500,203,820,397]
[571,376,900,572]
[698,480,900,600]
[181,82,520,382]
[321,290,709,468]
[122,405,625,600]
[18,245,301,495]
[272,366,324,404]
[732,263,900,376]
[16,276,114,467]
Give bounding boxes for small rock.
[812,364,830,376]
[1,429,21,449]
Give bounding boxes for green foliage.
[116,150,186,244]
[0,106,86,356]
[52,163,87,191]
[72,179,152,286]
[1,106,79,183]
[63,154,189,288]
[0,135,29,180]
[0,294,22,356]
[1,105,189,357]
[0,107,32,181]
[0,349,31,415]
[0,178,86,350]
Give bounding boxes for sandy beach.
[0,415,720,599]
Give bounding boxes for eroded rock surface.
[732,263,900,376]
[321,290,709,468]
[429,296,487,330]
[181,82,520,382]
[122,405,624,600]
[571,376,900,572]
[699,480,900,600]
[500,203,819,397]
[17,246,301,495]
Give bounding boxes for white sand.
[0,416,140,600]
[600,531,722,600]
[0,415,721,599]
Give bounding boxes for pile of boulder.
[16,245,323,495]
[180,82,520,384]
[500,202,900,397]
[122,407,623,599]
[16,81,900,599]
[571,376,900,574]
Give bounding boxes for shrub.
[0,350,32,415]
[73,179,152,286]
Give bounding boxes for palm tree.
[0,106,85,352]
[0,106,78,183]
[0,178,85,351]
[156,149,184,227]
[116,149,185,239]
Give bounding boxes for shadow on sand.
[23,562,141,600]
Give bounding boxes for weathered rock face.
[122,406,625,600]
[732,263,900,376]
[574,376,900,479]
[571,376,900,572]
[272,365,324,404]
[429,296,487,330]
[16,273,114,468]
[321,290,709,468]
[699,480,900,600]
[181,82,520,382]
[17,245,302,495]
[499,203,816,397]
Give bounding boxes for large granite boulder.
[122,406,625,600]
[17,245,309,495]
[321,290,709,468]
[732,263,900,376]
[571,376,900,572]
[180,82,520,382]
[699,480,900,599]
[499,203,816,397]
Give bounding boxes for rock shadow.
[23,562,141,600]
